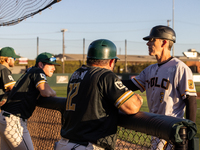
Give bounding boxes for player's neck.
[156,50,171,64]
[1,62,9,69]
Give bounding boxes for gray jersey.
[132,57,196,118]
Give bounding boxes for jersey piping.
[114,90,135,108]
[36,80,46,88]
[133,78,145,91]
[4,81,16,89]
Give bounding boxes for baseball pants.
[0,110,34,150]
[54,138,105,150]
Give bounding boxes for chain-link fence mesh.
[0,0,61,26]
[26,107,175,150]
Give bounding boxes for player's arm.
[119,92,143,115]
[184,95,197,122]
[37,82,56,97]
[122,79,140,91]
[37,96,66,112]
[5,83,15,91]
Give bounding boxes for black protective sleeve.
[184,95,197,122]
[36,96,67,113]
[122,79,140,91]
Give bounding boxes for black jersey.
[0,64,15,99]
[61,65,134,150]
[2,67,47,119]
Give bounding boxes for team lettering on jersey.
[146,77,170,90]
[70,70,88,81]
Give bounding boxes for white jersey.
[132,57,196,118]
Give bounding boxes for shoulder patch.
[8,75,14,81]
[188,80,194,89]
[115,81,126,90]
[40,73,47,80]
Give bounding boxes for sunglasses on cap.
[10,57,16,61]
[44,57,57,62]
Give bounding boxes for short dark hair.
[168,40,174,50]
[87,58,110,66]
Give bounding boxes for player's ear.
[38,62,44,69]
[161,40,167,47]
[109,59,115,67]
[5,57,9,63]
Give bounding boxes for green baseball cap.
[36,52,60,66]
[0,47,21,58]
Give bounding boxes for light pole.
[125,39,127,73]
[172,0,175,57]
[61,29,67,73]
[167,20,171,27]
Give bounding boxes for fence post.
[174,126,188,150]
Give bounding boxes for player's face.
[42,64,55,77]
[8,57,15,67]
[146,38,163,56]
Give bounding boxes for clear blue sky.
[0,0,200,59]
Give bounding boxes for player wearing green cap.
[0,47,20,107]
[0,52,60,150]
[54,39,143,150]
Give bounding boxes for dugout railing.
[27,106,198,150]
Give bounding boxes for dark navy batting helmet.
[143,25,176,43]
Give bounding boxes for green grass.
[52,86,67,97]
[51,86,200,147]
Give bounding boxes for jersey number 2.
[66,83,80,111]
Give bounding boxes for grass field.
[51,85,200,147]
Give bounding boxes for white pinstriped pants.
[55,138,105,150]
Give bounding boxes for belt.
[2,111,26,122]
[69,139,89,147]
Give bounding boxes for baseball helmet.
[87,39,119,60]
[143,25,176,43]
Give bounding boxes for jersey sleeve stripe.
[181,90,197,97]
[114,90,135,108]
[4,81,16,89]
[36,80,46,88]
[133,78,145,91]
[184,89,196,93]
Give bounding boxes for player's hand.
[134,93,143,105]
[51,89,57,97]
[0,99,7,107]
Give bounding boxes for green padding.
[172,120,197,143]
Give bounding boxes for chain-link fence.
[26,107,178,150]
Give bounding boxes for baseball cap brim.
[143,36,152,41]
[13,53,21,58]
[47,61,60,66]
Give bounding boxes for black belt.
[2,112,26,121]
[69,139,89,147]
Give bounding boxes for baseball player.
[0,47,20,107]
[0,52,60,150]
[122,25,197,150]
[54,39,143,150]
